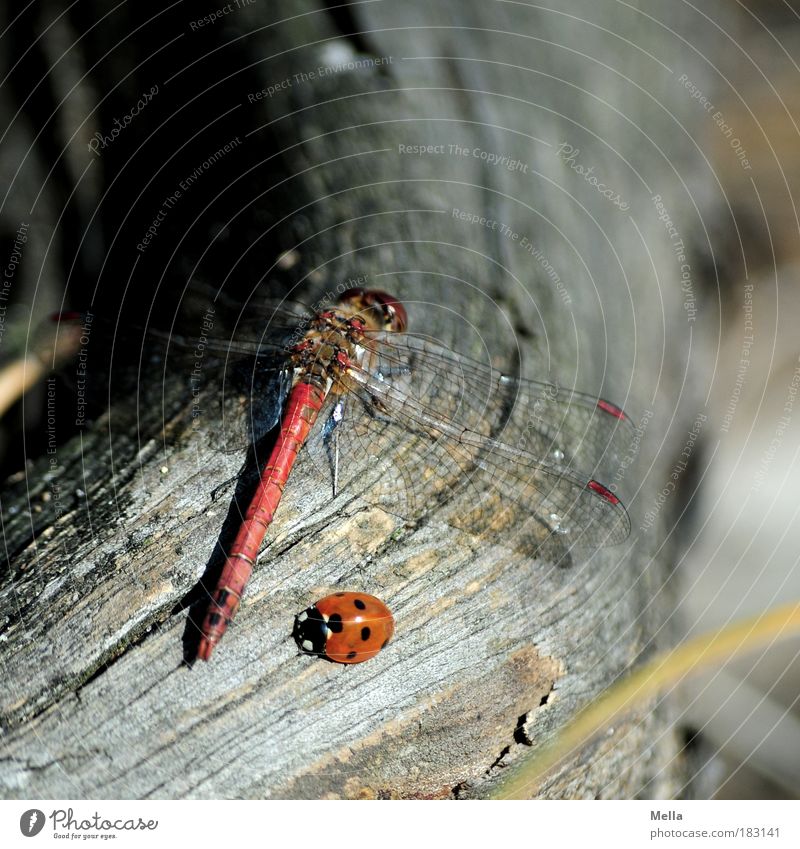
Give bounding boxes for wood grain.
[0,0,723,798]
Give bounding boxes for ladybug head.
[293,604,329,658]
[337,288,407,332]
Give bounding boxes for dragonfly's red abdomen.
[197,380,327,661]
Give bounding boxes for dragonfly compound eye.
[337,287,367,305]
[364,290,407,332]
[337,288,407,332]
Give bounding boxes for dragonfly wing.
[53,310,299,362]
[240,363,294,443]
[302,332,632,554]
[185,279,328,326]
[357,332,637,474]
[50,312,295,454]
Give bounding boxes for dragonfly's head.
[337,288,407,332]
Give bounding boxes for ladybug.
[293,592,395,664]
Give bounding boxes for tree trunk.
[0,0,722,798]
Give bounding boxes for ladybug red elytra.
[293,592,395,664]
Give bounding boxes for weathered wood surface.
[0,0,722,798]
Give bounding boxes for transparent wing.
[303,332,633,555]
[49,310,296,447]
[171,286,319,358]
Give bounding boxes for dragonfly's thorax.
[288,313,368,395]
[287,290,405,396]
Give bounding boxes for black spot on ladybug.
[217,590,230,605]
[347,651,357,660]
[354,598,366,610]
[328,613,344,633]
[381,639,389,650]
[208,613,221,626]
[361,626,371,641]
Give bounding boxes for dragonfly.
[52,288,634,661]
[175,287,634,661]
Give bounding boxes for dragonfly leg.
[376,365,412,379]
[322,398,346,497]
[210,473,239,502]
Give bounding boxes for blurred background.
[1,1,799,799]
[673,1,800,799]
